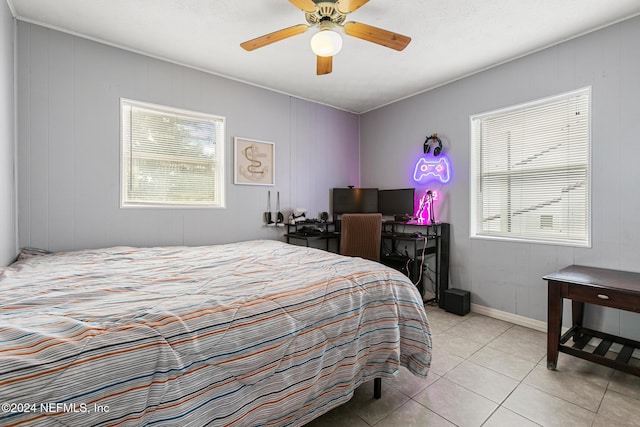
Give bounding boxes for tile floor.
[306,305,640,427]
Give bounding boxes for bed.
[0,240,432,426]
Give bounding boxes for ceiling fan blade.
[289,0,317,13]
[240,24,309,51]
[336,0,369,14]
[317,55,333,75]
[343,21,411,51]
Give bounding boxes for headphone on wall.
[423,133,443,156]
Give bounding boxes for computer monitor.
[377,188,416,217]
[332,188,379,216]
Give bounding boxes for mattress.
[0,240,431,426]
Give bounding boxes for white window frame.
[120,99,225,209]
[470,87,591,247]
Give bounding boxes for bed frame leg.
[373,377,382,399]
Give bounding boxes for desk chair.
[339,213,384,398]
[339,213,382,262]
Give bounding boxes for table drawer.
[567,285,640,312]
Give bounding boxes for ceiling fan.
[240,0,411,75]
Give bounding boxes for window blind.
[121,99,225,208]
[470,88,590,246]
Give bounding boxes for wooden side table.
[544,265,640,376]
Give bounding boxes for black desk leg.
[438,223,450,308]
[374,378,381,399]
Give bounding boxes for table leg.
[572,300,584,326]
[571,300,585,343]
[547,281,563,370]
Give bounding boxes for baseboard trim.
[470,303,547,333]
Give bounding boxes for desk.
[284,222,337,251]
[285,220,450,306]
[284,232,338,251]
[545,265,640,376]
[381,222,450,306]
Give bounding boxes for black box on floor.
[443,288,470,316]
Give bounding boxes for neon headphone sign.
[413,133,452,184]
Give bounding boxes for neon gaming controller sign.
[413,157,451,184]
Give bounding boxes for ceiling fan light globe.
[310,30,343,56]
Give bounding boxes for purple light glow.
[413,157,451,183]
[415,190,439,224]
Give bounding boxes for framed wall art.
[234,137,275,186]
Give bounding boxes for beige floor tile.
[540,352,614,387]
[374,399,455,427]
[445,314,513,345]
[343,380,411,426]
[523,364,607,411]
[429,346,465,376]
[592,413,633,427]
[482,407,541,427]
[597,390,640,426]
[414,377,498,427]
[487,325,547,363]
[431,332,485,359]
[444,360,520,404]
[608,370,640,400]
[304,403,369,427]
[503,383,596,426]
[426,309,473,334]
[469,346,537,380]
[385,366,439,398]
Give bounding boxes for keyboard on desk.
[382,232,427,239]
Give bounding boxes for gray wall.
[16,22,359,251]
[361,16,640,336]
[0,0,16,266]
[14,16,640,332]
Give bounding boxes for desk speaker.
[443,288,470,316]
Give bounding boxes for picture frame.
[233,137,275,186]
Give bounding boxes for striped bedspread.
[0,240,431,426]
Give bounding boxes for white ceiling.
[8,0,640,113]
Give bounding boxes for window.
[120,99,225,208]
[470,87,591,246]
